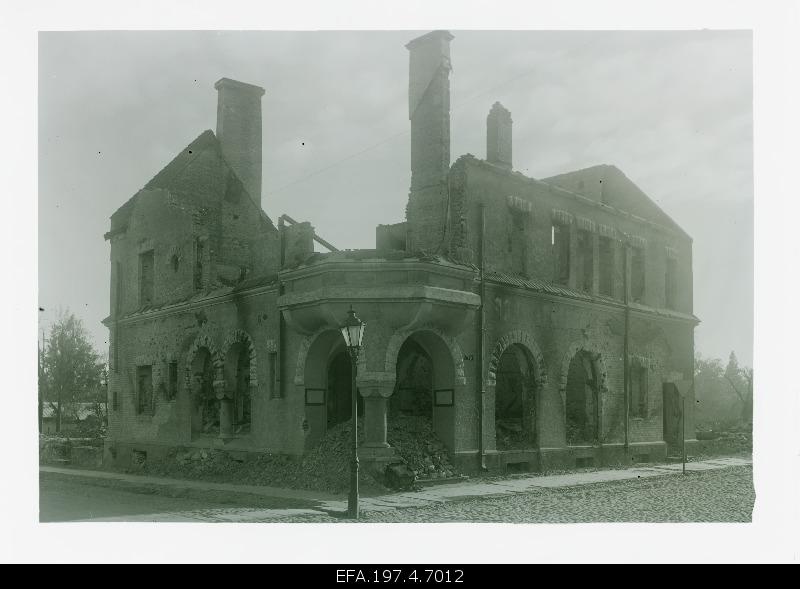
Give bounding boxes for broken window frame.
[630,246,646,303]
[167,361,178,401]
[576,228,594,292]
[598,236,615,297]
[138,249,155,306]
[552,223,570,286]
[665,255,678,310]
[194,237,205,291]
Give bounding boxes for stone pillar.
[219,398,233,437]
[356,373,396,450]
[213,378,233,438]
[363,396,389,448]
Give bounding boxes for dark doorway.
[565,351,599,445]
[495,344,537,450]
[326,351,362,428]
[392,339,433,418]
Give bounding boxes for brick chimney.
[405,30,454,253]
[214,78,265,210]
[487,102,512,170]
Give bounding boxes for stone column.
[363,396,389,448]
[214,378,233,438]
[356,372,396,449]
[219,398,233,437]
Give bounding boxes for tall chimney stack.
[214,78,265,210]
[405,30,454,253]
[487,102,512,170]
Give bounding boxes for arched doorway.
[495,344,538,450]
[565,350,600,445]
[224,342,251,435]
[326,350,362,428]
[392,339,433,419]
[391,331,456,450]
[190,347,218,436]
[302,330,363,445]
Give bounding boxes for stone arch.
[222,329,258,387]
[294,327,365,386]
[558,341,609,398]
[384,325,466,385]
[184,332,223,388]
[487,330,547,387]
[559,341,610,446]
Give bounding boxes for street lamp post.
[340,306,366,520]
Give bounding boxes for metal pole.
[682,394,686,475]
[623,243,630,461]
[348,350,359,519]
[38,330,44,434]
[478,204,486,470]
[56,332,62,434]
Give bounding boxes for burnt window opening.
[194,238,205,291]
[577,229,594,292]
[552,223,570,285]
[665,256,678,310]
[136,365,154,415]
[167,362,178,401]
[112,388,119,411]
[565,351,599,445]
[139,250,154,306]
[233,348,251,432]
[630,363,648,419]
[510,213,527,274]
[599,236,614,297]
[171,254,180,272]
[631,247,645,303]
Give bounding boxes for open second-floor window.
[577,229,593,292]
[599,236,614,297]
[665,255,678,310]
[139,250,154,306]
[552,223,570,285]
[631,246,645,303]
[194,238,205,291]
[167,361,178,401]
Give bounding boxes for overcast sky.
[38,30,753,365]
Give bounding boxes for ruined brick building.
[104,31,698,473]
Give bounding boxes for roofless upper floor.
[105,31,694,320]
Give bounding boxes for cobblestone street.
[277,465,755,523]
[50,461,753,523]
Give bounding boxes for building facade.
[104,31,698,473]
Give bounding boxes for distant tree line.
[39,310,107,435]
[694,351,753,428]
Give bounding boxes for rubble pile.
[141,418,383,494]
[138,415,461,491]
[387,415,458,480]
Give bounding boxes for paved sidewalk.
[41,456,752,522]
